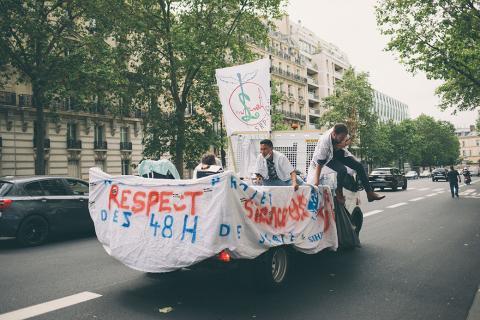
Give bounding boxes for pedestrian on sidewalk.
[447,165,461,198]
[307,123,385,204]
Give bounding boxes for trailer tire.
[254,246,289,289]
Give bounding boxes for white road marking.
[418,187,430,191]
[425,193,438,197]
[0,292,102,320]
[408,187,417,190]
[462,189,476,195]
[364,210,384,217]
[433,188,444,192]
[409,197,425,202]
[436,191,446,194]
[387,202,407,208]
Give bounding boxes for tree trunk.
[174,102,187,178]
[33,85,46,175]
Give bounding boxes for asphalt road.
[1,178,479,320]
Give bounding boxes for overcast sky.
[287,0,477,128]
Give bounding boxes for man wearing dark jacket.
[447,166,461,198]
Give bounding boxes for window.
[120,127,129,143]
[95,160,106,172]
[40,179,70,196]
[66,179,89,196]
[68,160,81,178]
[67,123,77,141]
[121,160,130,175]
[94,125,105,143]
[25,182,45,196]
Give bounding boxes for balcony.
[271,66,307,84]
[308,92,320,101]
[94,141,108,150]
[280,110,305,121]
[0,91,16,105]
[120,141,132,151]
[33,139,51,149]
[67,139,82,150]
[18,94,32,107]
[308,77,319,86]
[309,108,321,117]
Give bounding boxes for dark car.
[368,167,407,191]
[0,176,92,246]
[431,168,448,182]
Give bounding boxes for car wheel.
[392,183,398,191]
[380,187,385,191]
[254,246,289,289]
[17,215,49,246]
[402,179,408,190]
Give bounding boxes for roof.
[0,176,85,183]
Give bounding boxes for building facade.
[373,90,410,123]
[456,126,480,165]
[0,83,144,180]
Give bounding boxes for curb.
[467,286,480,320]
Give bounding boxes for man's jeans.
[325,149,372,193]
[449,182,459,197]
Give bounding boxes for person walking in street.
[254,139,300,191]
[447,166,461,198]
[307,123,385,204]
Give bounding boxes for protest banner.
[89,168,337,273]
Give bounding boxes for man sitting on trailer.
[308,123,385,204]
[254,139,300,191]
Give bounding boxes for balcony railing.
[67,139,82,150]
[271,66,307,84]
[0,136,2,148]
[120,141,132,151]
[280,110,305,121]
[308,93,320,100]
[33,139,51,149]
[308,77,319,85]
[94,141,108,150]
[18,94,32,107]
[0,91,16,105]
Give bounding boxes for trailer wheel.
[254,246,289,289]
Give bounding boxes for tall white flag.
[216,58,271,136]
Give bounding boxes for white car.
[405,171,419,180]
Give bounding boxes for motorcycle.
[464,173,472,185]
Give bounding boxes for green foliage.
[0,0,130,174]
[376,0,480,112]
[319,68,377,161]
[124,0,285,176]
[271,79,289,131]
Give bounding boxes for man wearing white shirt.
[254,139,299,191]
[308,123,385,204]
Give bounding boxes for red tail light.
[218,250,231,263]
[0,199,13,210]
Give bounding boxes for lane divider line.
[418,187,430,191]
[364,210,384,217]
[425,193,438,197]
[387,202,407,209]
[409,197,425,202]
[0,291,102,320]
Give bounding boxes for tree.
[319,68,377,164]
[0,0,127,174]
[413,115,460,167]
[476,112,480,132]
[376,0,480,112]
[123,0,284,177]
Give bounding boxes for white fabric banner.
[89,168,337,273]
[216,58,271,136]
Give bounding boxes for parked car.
[368,167,407,191]
[431,168,448,182]
[0,176,92,246]
[420,170,431,178]
[405,171,419,180]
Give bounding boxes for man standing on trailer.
[254,139,300,191]
[308,123,385,204]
